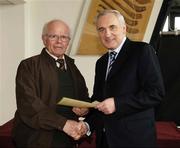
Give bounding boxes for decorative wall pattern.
[77,0,155,55]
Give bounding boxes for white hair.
[95,9,126,26]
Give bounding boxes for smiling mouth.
[105,39,114,43]
[105,37,114,41]
[55,46,63,50]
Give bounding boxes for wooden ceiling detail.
[77,0,154,55]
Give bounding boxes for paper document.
[57,97,99,108]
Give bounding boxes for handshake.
[62,97,116,140]
[63,120,88,140]
[63,107,89,140]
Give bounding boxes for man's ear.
[123,25,127,34]
[42,35,47,45]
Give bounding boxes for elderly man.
[12,19,89,148]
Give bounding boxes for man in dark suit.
[12,19,89,148]
[85,10,165,148]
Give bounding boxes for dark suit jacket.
[87,38,165,148]
[12,48,89,147]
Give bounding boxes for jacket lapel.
[64,55,79,97]
[98,53,109,81]
[107,39,131,80]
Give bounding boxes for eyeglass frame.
[46,34,71,42]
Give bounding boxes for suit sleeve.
[114,44,165,117]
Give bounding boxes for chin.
[105,43,117,49]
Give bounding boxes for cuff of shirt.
[84,122,91,136]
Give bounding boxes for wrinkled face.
[96,13,126,49]
[42,21,70,58]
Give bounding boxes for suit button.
[103,128,106,132]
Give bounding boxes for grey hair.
[42,19,71,36]
[95,9,126,26]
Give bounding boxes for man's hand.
[95,97,116,115]
[72,107,89,116]
[63,120,87,140]
[78,121,88,136]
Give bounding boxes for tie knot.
[109,51,117,60]
[56,59,65,71]
[56,59,64,64]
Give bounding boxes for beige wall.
[0,4,25,125]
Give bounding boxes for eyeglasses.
[46,34,70,42]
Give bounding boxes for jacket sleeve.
[114,44,165,117]
[15,60,67,130]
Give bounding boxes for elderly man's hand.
[72,107,89,116]
[63,120,88,140]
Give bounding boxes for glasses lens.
[47,34,70,42]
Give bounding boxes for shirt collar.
[108,36,126,55]
[45,48,65,60]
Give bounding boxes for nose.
[56,36,63,42]
[104,29,111,37]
